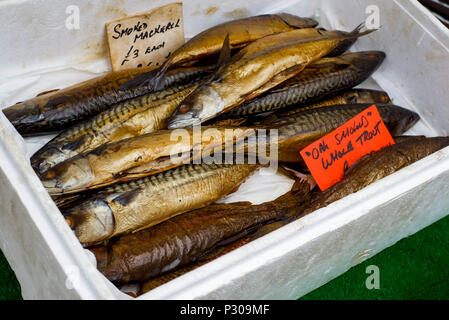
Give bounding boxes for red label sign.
[300,105,395,191]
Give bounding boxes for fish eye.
[179,104,191,113]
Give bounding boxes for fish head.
[341,51,386,73]
[167,86,225,129]
[64,198,115,244]
[378,104,421,136]
[40,156,94,194]
[346,89,392,105]
[396,108,421,134]
[31,146,69,176]
[277,13,319,29]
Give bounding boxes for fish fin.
[215,33,232,72]
[36,88,60,97]
[215,223,263,247]
[208,117,248,127]
[249,221,285,240]
[201,34,232,84]
[197,247,227,261]
[277,13,319,28]
[344,23,378,39]
[146,60,172,91]
[350,22,366,35]
[313,58,354,70]
[303,23,378,43]
[117,67,161,92]
[239,64,306,103]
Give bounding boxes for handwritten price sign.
[300,105,395,191]
[105,2,184,71]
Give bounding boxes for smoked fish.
[89,179,311,284]
[263,103,420,163]
[157,13,318,71]
[3,66,211,135]
[41,127,258,194]
[303,136,449,214]
[64,163,259,245]
[222,51,387,118]
[31,82,201,175]
[166,29,376,128]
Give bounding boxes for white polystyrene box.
[0,0,449,300]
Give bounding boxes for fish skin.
[31,82,201,176]
[212,89,391,126]
[140,137,449,292]
[159,13,318,70]
[301,136,449,214]
[279,89,392,115]
[89,179,311,285]
[166,32,354,129]
[261,103,420,163]
[221,51,387,118]
[64,163,259,245]
[3,66,211,135]
[141,235,253,293]
[41,127,258,195]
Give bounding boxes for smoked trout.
[64,163,259,245]
[262,103,420,163]
[41,127,258,194]
[166,28,376,128]
[220,51,387,118]
[88,178,312,285]
[302,136,449,214]
[31,82,201,176]
[3,66,212,135]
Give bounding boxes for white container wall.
[0,0,448,299]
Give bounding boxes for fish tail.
[347,21,378,37]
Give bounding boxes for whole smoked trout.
[263,103,420,163]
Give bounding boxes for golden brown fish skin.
[3,66,212,135]
[89,179,311,285]
[31,83,200,176]
[64,163,259,245]
[167,29,376,128]
[262,103,420,163]
[302,136,449,214]
[41,127,258,195]
[167,34,347,129]
[160,13,318,70]
[220,51,387,118]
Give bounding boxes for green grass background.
[1,215,448,300]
